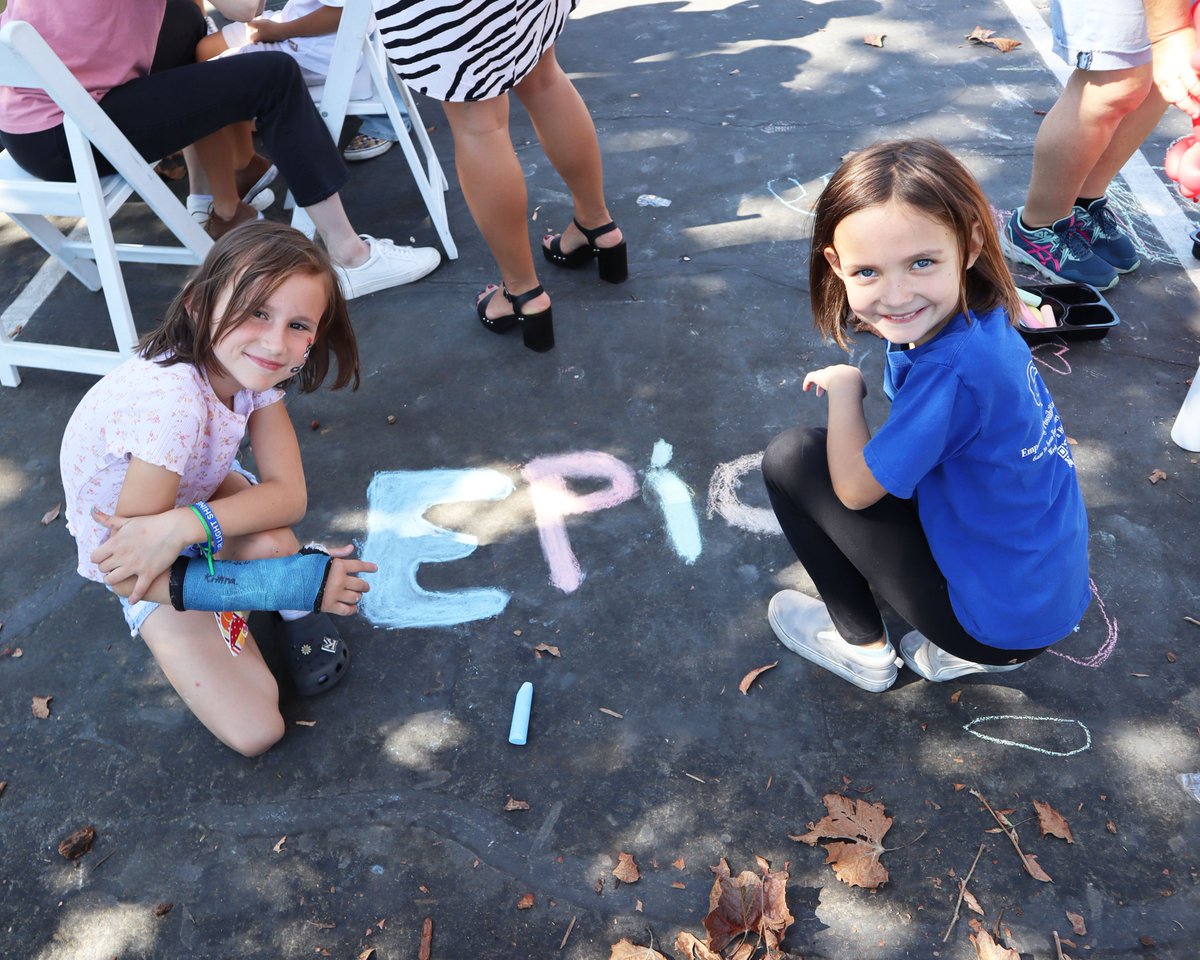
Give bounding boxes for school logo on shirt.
[1020,362,1075,469]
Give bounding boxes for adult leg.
[1023,64,1156,225]
[442,95,551,319]
[513,47,622,256]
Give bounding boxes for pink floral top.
[60,356,282,582]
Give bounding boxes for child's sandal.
[277,612,350,697]
[543,219,628,283]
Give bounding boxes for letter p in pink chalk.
[522,452,639,593]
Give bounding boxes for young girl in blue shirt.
[762,139,1090,692]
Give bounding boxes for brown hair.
[809,139,1021,350]
[139,220,359,391]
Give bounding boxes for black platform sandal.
[543,219,628,283]
[476,284,554,352]
[278,612,350,697]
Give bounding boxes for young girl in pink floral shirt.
[60,222,374,756]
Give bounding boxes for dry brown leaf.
[701,856,794,952]
[963,887,984,916]
[40,502,61,525]
[0,781,6,799]
[672,880,686,889]
[358,949,375,960]
[965,26,1021,53]
[418,917,433,960]
[273,836,287,853]
[673,857,686,870]
[609,938,668,960]
[1033,800,1074,843]
[728,943,754,960]
[504,797,530,811]
[674,931,723,960]
[595,875,605,894]
[635,899,643,912]
[1167,651,1178,662]
[965,26,994,42]
[516,892,535,909]
[950,689,963,704]
[791,793,893,890]
[864,34,885,47]
[154,902,173,917]
[954,783,966,791]
[1106,819,1118,834]
[1149,468,1167,484]
[57,825,96,861]
[534,642,561,658]
[1066,910,1087,936]
[32,695,52,719]
[613,851,640,884]
[970,926,1020,959]
[738,661,778,694]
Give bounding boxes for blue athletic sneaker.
[1003,207,1119,290]
[1073,197,1140,273]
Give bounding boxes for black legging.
[761,426,1048,666]
[0,51,346,208]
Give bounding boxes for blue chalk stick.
[508,681,533,745]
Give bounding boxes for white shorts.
[1051,0,1151,71]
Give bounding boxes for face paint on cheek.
[291,338,313,374]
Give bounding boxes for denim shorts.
[1052,0,1151,71]
[112,462,257,636]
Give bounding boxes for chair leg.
[7,213,102,290]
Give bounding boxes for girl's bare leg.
[442,95,551,320]
[513,46,621,256]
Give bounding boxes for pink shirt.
[0,0,166,133]
[60,355,282,582]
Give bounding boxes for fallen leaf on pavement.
[516,892,535,909]
[950,689,963,704]
[358,949,375,960]
[1106,819,1118,834]
[613,851,640,884]
[702,856,793,952]
[599,707,624,719]
[154,902,173,917]
[32,695,52,719]
[534,642,561,657]
[673,857,686,870]
[672,880,686,889]
[965,26,1021,52]
[40,503,61,525]
[970,926,1019,959]
[674,931,723,960]
[791,793,893,890]
[0,781,6,799]
[963,887,984,915]
[1033,800,1074,843]
[1066,910,1087,936]
[738,661,778,694]
[504,797,530,811]
[864,34,885,47]
[1149,468,1167,484]
[57,825,96,861]
[273,836,286,853]
[609,937,668,960]
[418,917,433,960]
[636,899,643,912]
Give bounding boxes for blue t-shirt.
[863,308,1090,649]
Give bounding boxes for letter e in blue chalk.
[509,681,533,745]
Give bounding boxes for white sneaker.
[767,590,898,693]
[187,188,274,224]
[334,235,441,299]
[899,631,1025,682]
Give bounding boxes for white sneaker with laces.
[335,235,441,299]
[767,590,898,693]
[343,134,395,162]
[899,631,1025,682]
[188,188,275,224]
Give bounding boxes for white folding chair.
[292,0,457,259]
[0,20,212,387]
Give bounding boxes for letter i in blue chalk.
[509,681,533,745]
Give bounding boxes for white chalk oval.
[962,715,1092,757]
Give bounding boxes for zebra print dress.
[375,0,577,102]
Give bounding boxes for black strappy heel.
[543,219,628,283]
[476,284,554,352]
